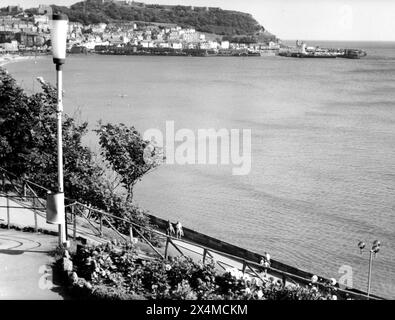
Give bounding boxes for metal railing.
[0,166,382,300]
[0,166,164,256]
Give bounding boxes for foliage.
[73,243,340,300]
[51,1,264,36]
[100,193,161,246]
[0,68,102,204]
[95,122,163,201]
[0,69,160,241]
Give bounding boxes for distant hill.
[51,0,270,37]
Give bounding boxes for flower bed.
[60,242,341,300]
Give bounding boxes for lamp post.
[358,240,381,299]
[50,13,68,246]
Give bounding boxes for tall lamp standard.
[51,13,68,246]
[358,240,381,299]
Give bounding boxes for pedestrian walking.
[175,221,184,239]
[166,220,175,236]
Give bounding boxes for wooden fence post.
[1,173,5,191]
[72,205,77,241]
[164,237,170,259]
[203,248,207,265]
[23,182,27,197]
[6,195,10,229]
[242,261,247,275]
[34,210,38,233]
[99,213,103,236]
[282,273,287,288]
[129,226,134,242]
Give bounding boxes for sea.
[5,41,395,299]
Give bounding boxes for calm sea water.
[6,41,395,298]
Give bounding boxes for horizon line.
[281,39,395,43]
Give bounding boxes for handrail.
[0,167,50,193]
[1,170,332,293]
[0,166,384,300]
[172,235,381,300]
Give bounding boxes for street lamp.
[358,240,381,299]
[51,13,68,246]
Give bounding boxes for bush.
[0,68,160,244]
[71,243,336,300]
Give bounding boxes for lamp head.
[372,240,381,254]
[51,13,68,66]
[358,241,365,250]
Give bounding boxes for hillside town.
[0,3,280,57]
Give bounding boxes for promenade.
[0,194,275,299]
[0,229,66,300]
[0,194,375,300]
[0,195,108,300]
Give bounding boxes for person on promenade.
[166,220,175,237]
[265,252,271,264]
[259,257,265,268]
[259,257,265,276]
[259,252,271,277]
[175,221,184,239]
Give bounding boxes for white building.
[156,41,170,48]
[140,40,154,48]
[91,23,107,33]
[221,41,230,49]
[83,39,110,50]
[171,42,182,50]
[0,40,19,52]
[33,15,49,24]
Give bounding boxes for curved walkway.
[0,229,66,300]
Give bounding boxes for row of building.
[0,8,279,54]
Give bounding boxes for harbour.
[279,40,368,59]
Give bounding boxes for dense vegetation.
[51,1,264,36]
[0,68,162,234]
[68,243,341,300]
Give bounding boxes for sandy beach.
[0,54,40,67]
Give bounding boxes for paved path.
[0,196,57,233]
[0,195,109,300]
[0,195,110,245]
[0,194,282,297]
[165,237,283,286]
[0,229,67,300]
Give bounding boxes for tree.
[0,68,103,203]
[95,122,163,202]
[0,68,161,237]
[53,1,265,37]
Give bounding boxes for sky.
[2,0,395,41]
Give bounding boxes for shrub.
[71,243,334,300]
[0,68,161,244]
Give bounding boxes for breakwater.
[279,41,367,59]
[91,45,275,57]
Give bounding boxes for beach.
[0,54,40,67]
